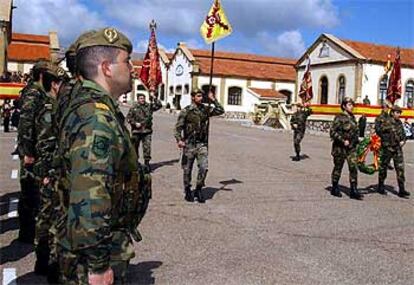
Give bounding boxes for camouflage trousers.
[35,181,59,263]
[18,161,40,239]
[331,150,358,185]
[181,143,208,189]
[59,230,135,285]
[293,130,305,154]
[132,133,152,162]
[379,146,405,185]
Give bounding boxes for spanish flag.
[200,0,232,44]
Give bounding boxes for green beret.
[191,88,204,96]
[32,60,51,72]
[76,27,132,53]
[391,105,402,113]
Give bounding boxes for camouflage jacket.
[33,93,58,179]
[57,79,139,273]
[17,81,48,158]
[55,78,82,127]
[126,99,162,134]
[174,100,225,144]
[290,107,312,132]
[375,115,406,150]
[330,111,359,156]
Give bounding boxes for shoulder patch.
[92,134,111,158]
[95,103,110,111]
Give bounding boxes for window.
[337,76,346,103]
[175,85,182,95]
[319,76,328,104]
[137,84,146,91]
[405,80,414,108]
[227,87,242,105]
[159,84,165,101]
[184,84,189,94]
[279,90,292,104]
[169,86,174,96]
[378,76,388,105]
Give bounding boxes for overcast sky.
[11,0,414,59]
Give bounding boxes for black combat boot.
[194,185,205,203]
[184,186,194,202]
[34,245,50,276]
[330,181,342,197]
[377,181,387,195]
[398,182,410,198]
[349,183,362,200]
[47,262,60,284]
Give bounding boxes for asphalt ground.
[0,110,413,285]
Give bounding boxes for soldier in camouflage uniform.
[290,102,312,161]
[32,65,66,275]
[56,28,150,285]
[17,61,55,243]
[174,88,224,203]
[127,93,162,169]
[329,97,362,199]
[376,105,410,197]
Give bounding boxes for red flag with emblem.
[298,56,313,103]
[386,48,402,104]
[140,20,162,93]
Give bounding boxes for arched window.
[184,84,190,94]
[137,84,146,91]
[404,80,414,108]
[169,86,174,96]
[337,75,346,103]
[159,84,165,101]
[227,87,242,105]
[319,76,328,104]
[201,85,217,103]
[175,85,182,95]
[378,75,388,105]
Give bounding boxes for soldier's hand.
[292,124,298,129]
[344,140,350,147]
[88,267,113,285]
[24,155,35,165]
[43,177,50,185]
[208,91,216,101]
[135,123,142,128]
[177,141,186,148]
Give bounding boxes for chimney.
[49,31,60,64]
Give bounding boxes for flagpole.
[208,42,215,94]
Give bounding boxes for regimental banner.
[310,104,414,119]
[200,0,233,44]
[0,83,25,100]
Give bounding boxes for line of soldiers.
[291,97,410,200]
[15,28,151,284]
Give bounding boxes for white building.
[295,33,414,108]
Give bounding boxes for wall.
[167,49,193,108]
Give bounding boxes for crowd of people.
[0,71,30,83]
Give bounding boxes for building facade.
[296,34,414,108]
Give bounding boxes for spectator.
[1,99,12,132]
[403,119,413,139]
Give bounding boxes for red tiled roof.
[8,33,50,62]
[195,57,296,82]
[249,88,287,99]
[12,33,49,44]
[342,39,414,68]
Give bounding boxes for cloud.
[12,0,106,46]
[257,30,306,58]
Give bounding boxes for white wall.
[297,64,356,104]
[168,49,193,108]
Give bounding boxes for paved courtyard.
[1,111,413,285]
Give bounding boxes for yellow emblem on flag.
[200,0,233,44]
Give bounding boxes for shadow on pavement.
[203,178,243,201]
[10,272,46,285]
[0,192,20,216]
[0,239,33,265]
[127,261,163,285]
[290,154,310,161]
[151,158,179,171]
[0,217,19,234]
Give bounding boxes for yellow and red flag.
[298,56,313,103]
[200,0,233,44]
[0,83,25,100]
[387,48,402,104]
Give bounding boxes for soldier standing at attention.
[32,65,66,276]
[376,105,410,197]
[127,93,162,169]
[57,28,148,285]
[329,97,362,200]
[174,88,224,203]
[290,102,312,161]
[17,61,54,243]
